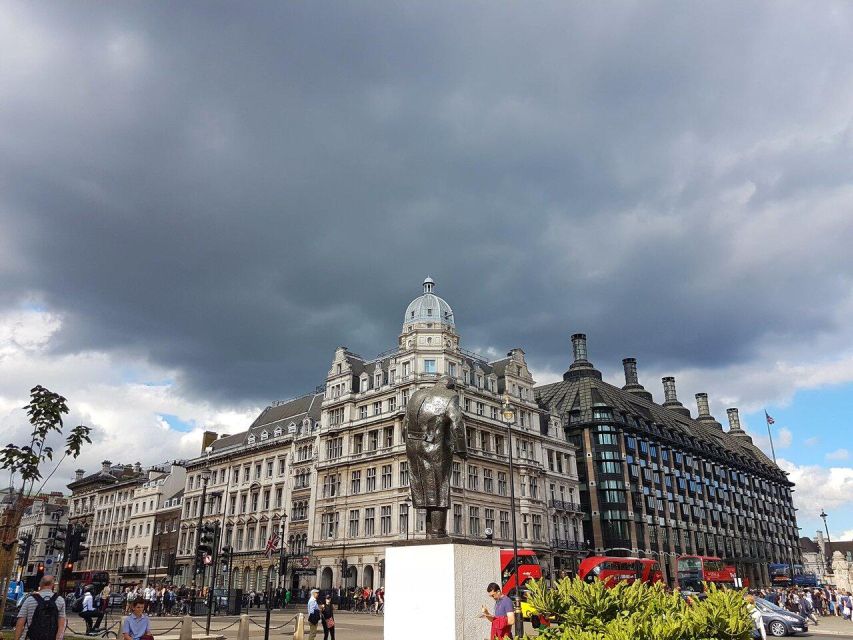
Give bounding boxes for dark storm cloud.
[3,0,853,402]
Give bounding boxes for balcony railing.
[549,499,583,513]
[117,565,146,575]
[550,539,587,551]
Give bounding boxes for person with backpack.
[80,586,105,634]
[14,576,66,640]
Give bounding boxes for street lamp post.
[501,394,524,639]
[277,515,287,604]
[820,509,833,575]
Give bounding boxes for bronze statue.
[404,376,467,538]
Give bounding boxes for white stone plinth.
[385,541,501,640]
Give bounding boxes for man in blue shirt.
[121,599,150,640]
[306,589,320,640]
[480,583,515,639]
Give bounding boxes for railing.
[550,539,587,551]
[549,499,583,513]
[117,565,146,574]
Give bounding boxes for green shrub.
[523,578,753,640]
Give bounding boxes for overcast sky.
[2,1,852,540]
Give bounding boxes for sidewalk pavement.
[807,614,853,636]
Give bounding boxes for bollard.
[179,615,193,640]
[293,613,304,640]
[237,614,250,640]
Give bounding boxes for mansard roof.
[209,391,323,451]
[536,374,787,484]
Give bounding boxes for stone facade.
[16,494,68,581]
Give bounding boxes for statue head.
[438,375,456,390]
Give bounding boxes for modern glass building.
[536,334,801,587]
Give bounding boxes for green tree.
[0,386,91,623]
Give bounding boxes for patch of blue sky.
[159,413,195,432]
[744,382,853,466]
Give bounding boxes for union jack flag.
[765,411,775,425]
[265,533,280,559]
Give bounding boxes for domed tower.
[399,276,459,362]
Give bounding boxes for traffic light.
[195,523,216,574]
[49,525,67,555]
[69,525,89,562]
[17,534,32,568]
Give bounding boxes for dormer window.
[427,308,432,316]
[260,430,269,441]
[274,426,283,437]
[288,422,297,434]
[248,434,256,444]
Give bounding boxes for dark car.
[3,594,24,629]
[755,598,808,637]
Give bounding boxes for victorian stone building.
[123,463,186,584]
[536,334,801,587]
[16,494,68,582]
[310,278,583,589]
[67,461,148,577]
[176,395,323,592]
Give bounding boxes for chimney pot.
[695,393,711,417]
[622,358,639,386]
[101,460,112,474]
[727,408,742,432]
[75,469,85,481]
[662,376,678,403]
[571,333,588,363]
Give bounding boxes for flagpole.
[765,410,777,463]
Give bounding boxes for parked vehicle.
[677,556,736,592]
[500,549,541,596]
[755,598,809,637]
[578,556,663,587]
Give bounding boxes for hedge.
[522,578,753,640]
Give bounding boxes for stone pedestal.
[385,541,500,640]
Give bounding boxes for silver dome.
[403,277,455,327]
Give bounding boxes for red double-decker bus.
[578,557,663,587]
[500,549,542,596]
[58,570,110,596]
[676,556,736,592]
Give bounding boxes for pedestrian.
[14,576,66,640]
[100,584,111,612]
[799,591,818,626]
[745,595,766,640]
[80,586,105,634]
[307,589,321,640]
[285,589,292,607]
[121,598,151,640]
[480,582,514,640]
[320,593,336,640]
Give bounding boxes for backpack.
[70,594,85,614]
[26,594,60,640]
